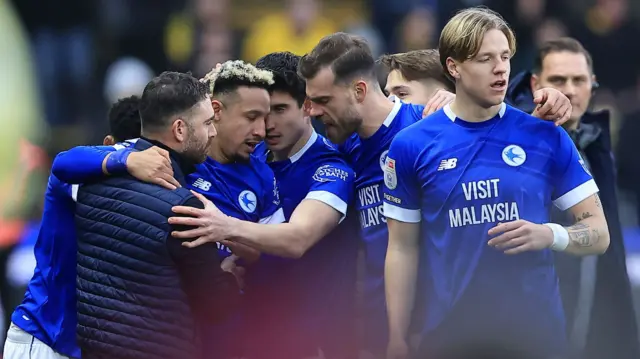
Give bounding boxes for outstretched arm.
[52,144,180,189]
[170,193,343,258]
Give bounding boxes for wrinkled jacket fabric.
[75,139,201,359]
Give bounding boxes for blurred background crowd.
[2,0,640,350]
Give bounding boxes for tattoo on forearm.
[574,212,593,222]
[594,194,602,209]
[567,222,600,247]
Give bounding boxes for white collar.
[443,102,506,122]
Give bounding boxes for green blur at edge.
[0,0,46,218]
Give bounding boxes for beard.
[322,109,363,144]
[183,126,210,163]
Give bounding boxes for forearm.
[227,218,315,259]
[385,233,419,341]
[564,214,610,256]
[51,146,116,183]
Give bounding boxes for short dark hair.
[256,52,306,107]
[108,95,141,142]
[379,50,455,92]
[533,37,593,74]
[138,71,209,132]
[298,32,376,84]
[201,60,274,99]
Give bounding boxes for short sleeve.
[382,136,421,223]
[259,172,285,224]
[551,128,599,210]
[305,160,355,222]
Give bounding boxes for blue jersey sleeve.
[259,171,285,224]
[52,142,133,184]
[382,135,421,223]
[306,159,355,222]
[551,128,599,210]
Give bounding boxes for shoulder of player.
[401,102,426,121]
[505,105,561,136]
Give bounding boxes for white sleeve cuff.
[71,184,79,202]
[383,202,421,223]
[553,179,599,211]
[305,190,348,223]
[259,207,286,224]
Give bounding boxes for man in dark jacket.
[506,38,639,359]
[74,71,240,359]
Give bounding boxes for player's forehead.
[306,66,338,98]
[270,90,297,105]
[385,70,410,92]
[475,29,510,56]
[234,86,271,112]
[541,52,590,77]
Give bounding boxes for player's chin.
[325,126,349,144]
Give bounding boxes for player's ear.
[530,73,542,92]
[211,99,223,122]
[103,135,115,146]
[302,98,312,117]
[445,58,460,80]
[353,80,367,103]
[172,118,187,143]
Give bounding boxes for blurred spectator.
[572,0,640,95]
[11,0,95,128]
[397,7,438,52]
[103,57,155,105]
[369,0,437,53]
[241,0,337,64]
[507,37,640,359]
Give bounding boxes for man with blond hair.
[383,7,610,359]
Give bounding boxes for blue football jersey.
[339,97,424,352]
[382,103,598,356]
[246,131,358,358]
[11,175,80,358]
[187,155,284,258]
[12,140,140,358]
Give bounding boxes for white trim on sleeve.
[305,190,348,223]
[259,208,286,224]
[71,184,79,202]
[383,202,421,223]
[553,179,599,211]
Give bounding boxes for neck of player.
[272,124,314,161]
[358,91,396,138]
[450,89,502,122]
[208,138,233,164]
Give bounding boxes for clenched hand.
[126,146,181,190]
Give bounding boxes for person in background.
[241,0,337,63]
[506,37,640,359]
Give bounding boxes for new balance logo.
[437,158,458,171]
[192,178,212,191]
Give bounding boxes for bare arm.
[385,218,420,343]
[226,199,342,258]
[563,193,610,256]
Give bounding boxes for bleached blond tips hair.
[201,60,275,95]
[439,7,516,80]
